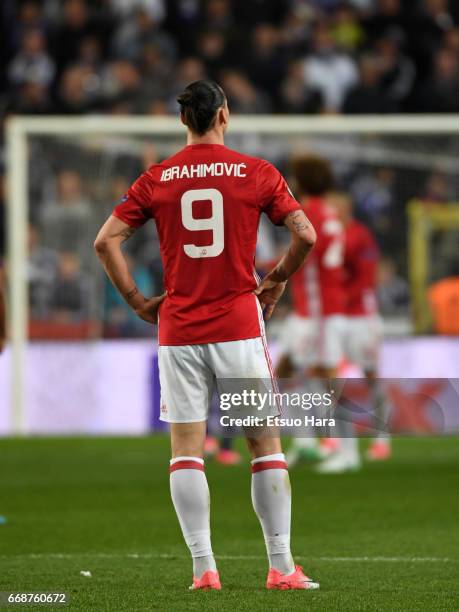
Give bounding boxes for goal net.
[4,115,459,432]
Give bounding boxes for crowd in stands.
[1,0,459,117]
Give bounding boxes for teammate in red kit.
[332,192,391,462]
[276,156,356,469]
[276,155,346,380]
[95,80,319,591]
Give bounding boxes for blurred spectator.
[376,34,416,106]
[196,30,229,81]
[10,1,49,52]
[74,35,104,70]
[111,8,176,64]
[221,70,272,114]
[420,170,454,203]
[110,0,166,22]
[105,253,155,337]
[331,4,364,51]
[202,0,234,33]
[48,252,91,323]
[444,27,459,55]
[363,0,406,41]
[233,0,290,27]
[377,257,410,316]
[8,29,55,88]
[415,47,459,113]
[164,0,201,54]
[147,99,169,115]
[52,0,98,73]
[279,4,314,56]
[246,24,286,100]
[302,23,358,112]
[10,81,54,114]
[100,60,141,109]
[39,170,93,263]
[141,40,171,83]
[57,65,99,113]
[28,225,58,320]
[411,0,457,73]
[280,59,323,114]
[167,57,207,109]
[351,168,398,246]
[350,168,396,226]
[343,53,398,113]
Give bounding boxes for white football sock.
[339,435,359,461]
[292,436,318,450]
[251,453,295,575]
[169,456,217,578]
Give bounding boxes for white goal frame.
[6,114,459,433]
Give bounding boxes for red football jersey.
[113,143,301,345]
[344,220,379,316]
[290,197,346,317]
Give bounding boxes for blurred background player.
[331,192,392,465]
[205,434,242,465]
[276,154,345,381]
[275,155,355,469]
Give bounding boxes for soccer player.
[94,80,319,591]
[277,156,356,470]
[276,155,346,379]
[332,192,391,461]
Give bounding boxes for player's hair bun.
[177,80,226,136]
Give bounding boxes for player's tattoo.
[287,210,311,234]
[125,286,139,300]
[120,226,136,242]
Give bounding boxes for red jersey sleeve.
[112,171,154,228]
[257,161,301,226]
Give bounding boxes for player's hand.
[134,293,167,324]
[254,279,287,321]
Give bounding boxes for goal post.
[408,200,459,333]
[6,114,459,433]
[6,118,28,434]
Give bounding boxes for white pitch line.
[0,553,453,563]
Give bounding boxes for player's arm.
[94,215,165,324]
[255,210,316,320]
[0,275,5,353]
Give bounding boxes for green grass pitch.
[0,436,458,611]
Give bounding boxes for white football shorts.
[279,313,347,369]
[344,315,383,372]
[158,337,278,423]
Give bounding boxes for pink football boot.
[189,570,222,591]
[366,440,392,461]
[266,565,320,590]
